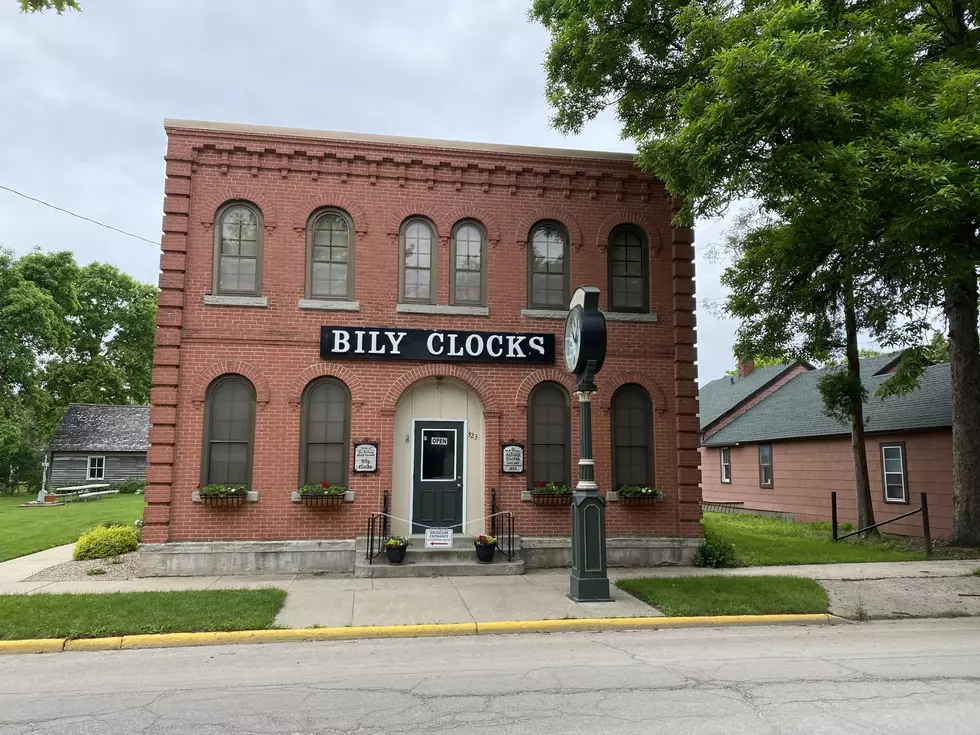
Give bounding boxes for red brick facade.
[145,120,702,545]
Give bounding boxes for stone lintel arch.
[595,212,664,254]
[514,209,583,250]
[386,206,446,241]
[597,370,669,416]
[288,363,364,409]
[191,360,270,407]
[515,369,577,411]
[382,364,499,416]
[199,187,278,232]
[443,207,501,247]
[292,195,369,237]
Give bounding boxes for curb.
[0,614,839,654]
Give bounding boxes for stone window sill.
[192,490,260,503]
[298,299,360,312]
[605,311,658,322]
[204,295,268,308]
[291,491,356,503]
[521,309,566,320]
[397,303,489,316]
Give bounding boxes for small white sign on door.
[430,436,448,445]
[424,528,453,549]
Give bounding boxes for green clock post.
[564,286,612,602]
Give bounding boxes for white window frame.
[758,443,773,488]
[880,443,908,504]
[87,455,105,480]
[720,447,732,484]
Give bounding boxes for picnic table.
[53,483,115,502]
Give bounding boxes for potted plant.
[384,535,410,564]
[298,482,346,507]
[473,534,496,563]
[529,481,573,506]
[616,485,663,507]
[198,483,248,507]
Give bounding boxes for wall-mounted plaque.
[501,443,525,474]
[353,443,378,473]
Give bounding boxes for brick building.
[141,120,701,575]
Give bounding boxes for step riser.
[354,536,522,553]
[354,560,525,578]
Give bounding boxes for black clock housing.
[565,286,607,380]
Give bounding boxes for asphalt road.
[2,619,979,734]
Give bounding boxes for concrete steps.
[353,535,524,578]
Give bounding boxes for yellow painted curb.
[0,614,835,654]
[64,637,123,652]
[0,638,65,655]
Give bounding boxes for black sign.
[320,326,555,364]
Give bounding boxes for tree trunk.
[946,272,980,547]
[844,299,876,536]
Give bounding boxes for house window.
[450,221,486,306]
[399,218,436,303]
[202,375,255,486]
[307,209,353,300]
[299,378,351,487]
[528,382,570,486]
[720,447,731,483]
[608,225,648,313]
[527,222,569,309]
[213,202,263,296]
[87,456,105,480]
[758,444,773,487]
[880,443,908,503]
[611,385,654,488]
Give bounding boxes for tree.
[18,0,79,12]
[532,0,980,545]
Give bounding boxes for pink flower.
[321,482,329,488]
[536,481,545,488]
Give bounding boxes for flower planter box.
[200,494,248,508]
[618,495,662,508]
[300,493,345,508]
[530,493,572,507]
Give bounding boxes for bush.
[73,525,139,560]
[695,530,738,568]
[113,478,145,495]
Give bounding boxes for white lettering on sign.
[430,436,448,445]
[321,327,555,364]
[424,528,453,549]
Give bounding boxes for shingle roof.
[698,363,799,430]
[703,358,951,446]
[49,404,150,453]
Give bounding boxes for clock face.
[564,307,582,373]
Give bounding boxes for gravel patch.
[23,552,141,582]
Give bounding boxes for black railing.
[831,490,932,556]
[490,487,516,561]
[366,489,390,564]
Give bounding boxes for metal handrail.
[366,489,391,564]
[831,491,932,556]
[490,487,516,561]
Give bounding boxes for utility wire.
[0,184,159,246]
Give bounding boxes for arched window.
[213,202,263,296]
[607,225,649,313]
[528,382,571,486]
[299,378,351,487]
[611,385,654,488]
[201,375,256,486]
[399,218,436,303]
[450,221,487,306]
[527,222,569,309]
[307,209,354,300]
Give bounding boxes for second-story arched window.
[608,225,648,313]
[213,202,263,296]
[399,218,436,303]
[450,221,486,306]
[307,209,354,301]
[528,222,569,309]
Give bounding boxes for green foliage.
[0,589,287,640]
[112,478,145,495]
[198,484,247,498]
[384,535,410,548]
[73,525,139,561]
[18,0,79,12]
[616,485,662,499]
[724,355,785,376]
[817,368,869,424]
[617,576,830,616]
[530,481,572,495]
[298,483,345,496]
[695,529,738,568]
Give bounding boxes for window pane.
[530,385,568,484]
[302,380,349,485]
[613,389,652,487]
[884,481,905,501]
[219,206,259,293]
[422,430,456,480]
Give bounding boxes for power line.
[0,184,159,246]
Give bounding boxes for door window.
[421,429,456,480]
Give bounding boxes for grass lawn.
[703,511,943,566]
[0,589,287,640]
[0,493,145,563]
[617,576,830,617]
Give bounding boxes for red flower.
[196,484,201,489]
[536,481,545,487]
[321,482,329,488]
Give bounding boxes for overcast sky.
[0,0,739,383]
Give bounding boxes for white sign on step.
[424,528,453,549]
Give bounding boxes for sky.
[0,0,739,384]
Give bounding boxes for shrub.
[113,477,145,495]
[73,525,139,560]
[695,530,738,568]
